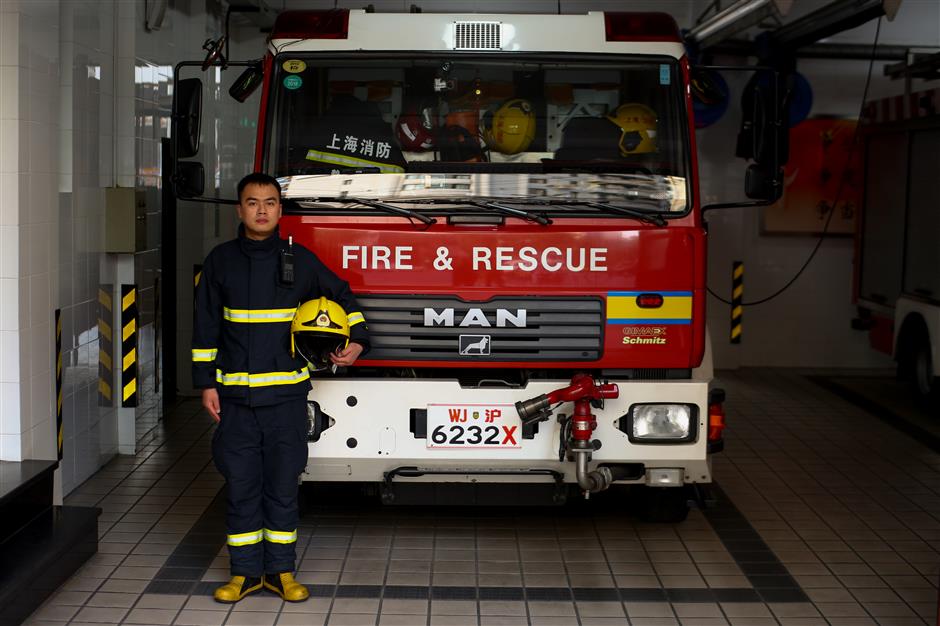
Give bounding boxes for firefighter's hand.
[331,342,363,367]
[202,388,221,423]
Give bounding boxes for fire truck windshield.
[267,55,691,214]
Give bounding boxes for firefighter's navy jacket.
[192,224,369,406]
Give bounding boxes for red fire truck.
[171,9,779,520]
[854,87,940,406]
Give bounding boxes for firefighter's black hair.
[237,172,282,203]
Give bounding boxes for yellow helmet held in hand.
[483,98,536,155]
[607,103,658,155]
[291,297,350,371]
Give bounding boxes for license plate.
[426,403,521,449]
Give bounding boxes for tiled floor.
[25,369,940,626]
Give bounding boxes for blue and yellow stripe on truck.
[606,291,692,325]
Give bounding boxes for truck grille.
[358,295,603,362]
[453,21,502,50]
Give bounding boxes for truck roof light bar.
[271,9,349,40]
[686,0,793,50]
[604,12,682,43]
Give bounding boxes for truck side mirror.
[175,161,205,198]
[173,78,203,158]
[229,62,264,102]
[744,164,782,202]
[736,71,790,168]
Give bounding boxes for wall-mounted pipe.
[688,0,794,50]
[770,0,902,50]
[708,40,926,61]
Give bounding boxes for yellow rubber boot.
[214,576,263,603]
[264,572,309,602]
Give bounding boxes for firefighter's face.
[237,183,282,239]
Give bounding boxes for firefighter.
[193,172,370,603]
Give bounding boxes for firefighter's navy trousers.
[212,398,308,576]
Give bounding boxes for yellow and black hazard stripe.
[98,286,114,405]
[731,261,743,344]
[55,309,63,460]
[121,284,138,407]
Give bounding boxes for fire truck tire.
[910,343,939,408]
[898,321,939,408]
[634,486,690,523]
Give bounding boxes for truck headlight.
[626,403,697,443]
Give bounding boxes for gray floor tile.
[124,608,179,624]
[429,617,477,626]
[46,591,93,606]
[380,600,430,615]
[332,599,380,614]
[718,603,771,618]
[28,605,81,622]
[479,617,528,626]
[433,561,475,574]
[478,601,525,617]
[275,614,327,626]
[577,601,626,617]
[676,619,730,626]
[99,579,150,594]
[280,598,333,613]
[526,601,575,617]
[72,606,131,623]
[528,618,578,626]
[224,612,278,626]
[324,615,377,626]
[85,591,140,608]
[629,618,680,626]
[672,603,722,618]
[431,601,478,616]
[378,615,427,626]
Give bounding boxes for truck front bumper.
[301,378,713,486]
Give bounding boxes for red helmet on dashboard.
[396,106,436,151]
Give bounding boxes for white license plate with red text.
[426,404,521,449]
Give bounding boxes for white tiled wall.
[1,1,62,465]
[0,0,261,494]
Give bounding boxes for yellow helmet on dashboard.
[607,103,658,155]
[291,297,350,371]
[483,99,536,155]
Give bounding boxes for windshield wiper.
[558,201,667,227]
[426,199,552,225]
[293,196,436,225]
[453,197,667,226]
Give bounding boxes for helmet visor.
[295,334,348,371]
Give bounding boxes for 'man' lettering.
[423,308,527,328]
[424,309,454,326]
